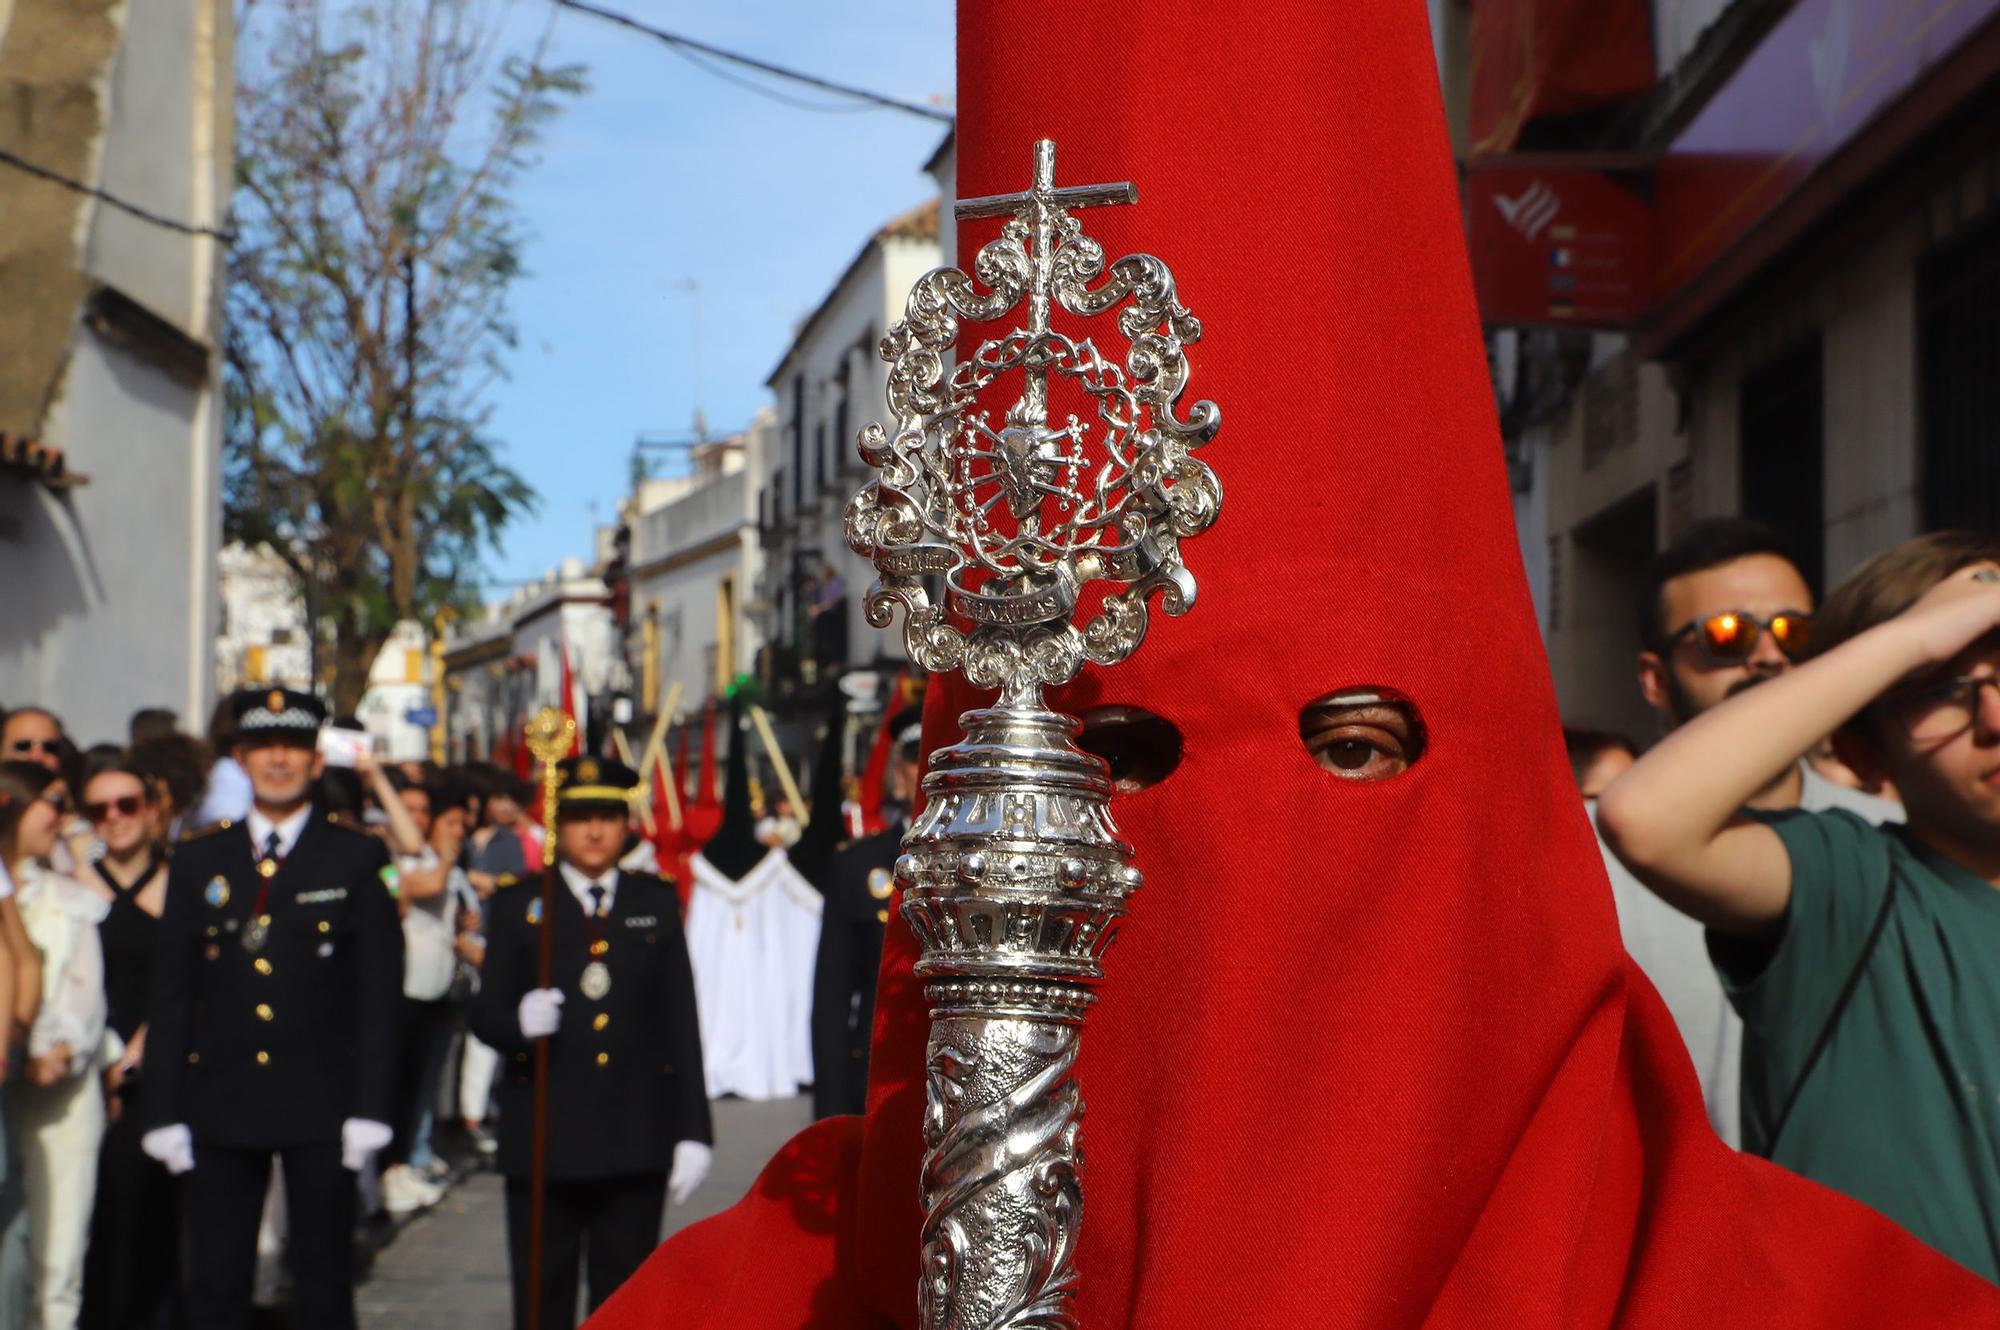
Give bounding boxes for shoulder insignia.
[179,820,232,842]
[325,811,369,834]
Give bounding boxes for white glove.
[668,1140,712,1206]
[518,988,564,1040]
[141,1124,194,1175]
[341,1118,393,1172]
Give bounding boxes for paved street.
[358,1096,814,1329]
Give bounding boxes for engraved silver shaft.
[896,702,1138,1330]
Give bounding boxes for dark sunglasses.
[1664,610,1812,666]
[6,738,60,756]
[83,795,145,823]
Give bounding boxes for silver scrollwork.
[848,140,1219,1330]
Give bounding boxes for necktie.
[589,884,607,919]
[261,831,283,864]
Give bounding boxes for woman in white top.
[0,761,114,1330]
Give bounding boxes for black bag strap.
[1765,870,1899,1150]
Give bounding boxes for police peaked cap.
[231,687,327,740]
[555,755,639,810]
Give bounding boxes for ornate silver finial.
[847,137,1220,711]
[846,140,1220,1330]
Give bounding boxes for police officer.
[810,707,921,1119]
[140,688,404,1330]
[471,756,711,1330]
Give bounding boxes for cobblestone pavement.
[358,1096,814,1329]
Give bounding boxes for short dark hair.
[207,695,238,748]
[1637,518,1798,648]
[129,708,179,744]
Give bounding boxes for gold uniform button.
[255,1004,274,1021]
[595,1052,609,1067]
[592,1013,609,1031]
[255,1051,270,1065]
[317,921,331,934]
[254,959,273,976]
[187,1052,199,1065]
[589,940,609,957]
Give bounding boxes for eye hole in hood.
[1075,705,1184,795]
[1300,688,1426,782]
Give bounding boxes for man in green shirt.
[1602,531,2000,1282]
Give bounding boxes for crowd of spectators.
[0,701,552,1327]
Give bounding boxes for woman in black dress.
[75,754,174,1330]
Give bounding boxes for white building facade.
[215,542,312,693]
[627,416,771,721]
[756,199,938,718]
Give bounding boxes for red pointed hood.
[593,4,1998,1326]
[682,700,723,847]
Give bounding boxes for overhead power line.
[0,145,234,241]
[551,0,954,125]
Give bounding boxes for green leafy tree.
[224,0,584,711]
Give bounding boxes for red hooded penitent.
[592,3,2000,1325]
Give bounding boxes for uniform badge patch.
[526,897,544,926]
[296,888,347,905]
[624,915,657,928]
[205,877,230,908]
[318,941,335,958]
[867,868,894,900]
[580,961,611,1000]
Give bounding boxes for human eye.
[1298,690,1425,782]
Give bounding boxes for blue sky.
[480,1,953,586]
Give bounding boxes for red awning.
[1467,0,1655,156]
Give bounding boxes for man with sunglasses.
[0,710,63,777]
[1587,520,1898,1148]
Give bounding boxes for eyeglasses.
[1663,610,1813,666]
[5,738,59,756]
[83,795,145,823]
[1886,672,2000,743]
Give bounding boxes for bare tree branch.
[224,0,582,710]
